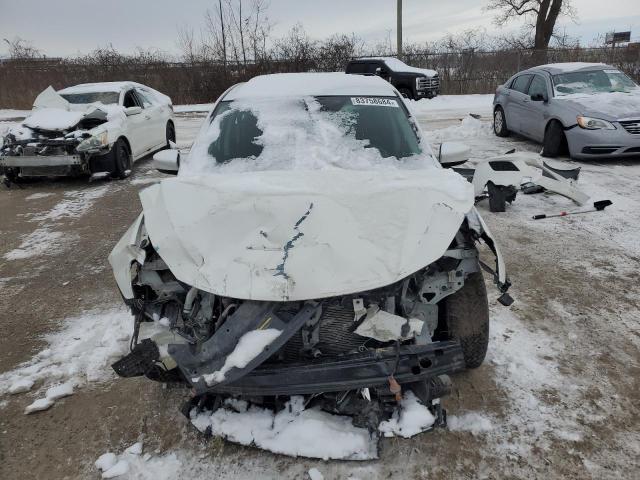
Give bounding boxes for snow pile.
[430,115,492,143]
[308,467,324,480]
[183,97,436,176]
[406,94,493,117]
[378,391,435,438]
[23,382,74,413]
[174,104,214,113]
[95,442,185,479]
[4,185,109,260]
[202,328,282,385]
[0,308,132,401]
[190,396,378,460]
[448,412,494,435]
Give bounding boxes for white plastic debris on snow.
[378,391,436,438]
[203,329,282,385]
[190,396,378,460]
[182,97,437,176]
[0,309,132,404]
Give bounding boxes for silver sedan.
[493,63,640,159]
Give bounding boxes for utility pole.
[397,0,403,59]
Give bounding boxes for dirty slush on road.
[1,98,639,479]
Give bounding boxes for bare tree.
[486,0,575,50]
[3,37,43,59]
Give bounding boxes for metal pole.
[397,0,403,59]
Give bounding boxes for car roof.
[224,73,397,100]
[58,82,143,95]
[522,62,611,75]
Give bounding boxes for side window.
[347,62,367,74]
[366,62,382,75]
[528,76,548,98]
[135,89,153,108]
[123,90,140,108]
[511,75,533,94]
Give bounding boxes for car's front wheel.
[493,107,509,137]
[165,121,176,148]
[111,138,132,179]
[444,270,490,369]
[542,120,567,158]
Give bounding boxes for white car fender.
[108,213,146,299]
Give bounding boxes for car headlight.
[77,131,109,152]
[577,116,616,130]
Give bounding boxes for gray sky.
[1,0,639,57]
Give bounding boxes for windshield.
[60,92,120,105]
[553,69,638,96]
[184,95,429,175]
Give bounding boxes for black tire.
[3,168,21,185]
[493,106,509,137]
[445,270,490,369]
[399,88,413,100]
[542,121,566,158]
[111,138,132,179]
[165,121,176,148]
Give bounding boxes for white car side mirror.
[124,106,142,116]
[438,142,471,167]
[153,148,180,174]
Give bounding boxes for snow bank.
[0,308,132,399]
[429,115,493,144]
[378,391,435,438]
[190,396,378,460]
[406,94,494,116]
[203,329,282,385]
[174,104,214,113]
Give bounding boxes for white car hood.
[556,89,640,120]
[22,86,124,131]
[140,169,474,301]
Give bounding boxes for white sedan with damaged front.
[108,73,513,458]
[0,82,175,182]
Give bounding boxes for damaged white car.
[109,73,512,455]
[0,82,174,182]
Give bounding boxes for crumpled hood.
[21,85,124,131]
[140,168,474,301]
[557,89,640,120]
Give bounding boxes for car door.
[122,89,149,158]
[135,88,165,149]
[521,74,551,142]
[504,74,533,135]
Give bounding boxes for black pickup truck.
[345,57,440,100]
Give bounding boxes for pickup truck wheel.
[399,88,413,100]
[542,120,566,158]
[493,107,509,137]
[165,121,176,148]
[444,270,490,369]
[111,138,132,179]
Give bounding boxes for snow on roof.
[58,82,140,95]
[224,73,397,100]
[535,62,610,74]
[356,57,438,77]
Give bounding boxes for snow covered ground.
[0,96,639,479]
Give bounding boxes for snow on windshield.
[182,96,435,176]
[553,69,638,96]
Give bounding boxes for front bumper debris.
[0,154,82,168]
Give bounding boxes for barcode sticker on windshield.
[604,69,621,74]
[351,97,399,107]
